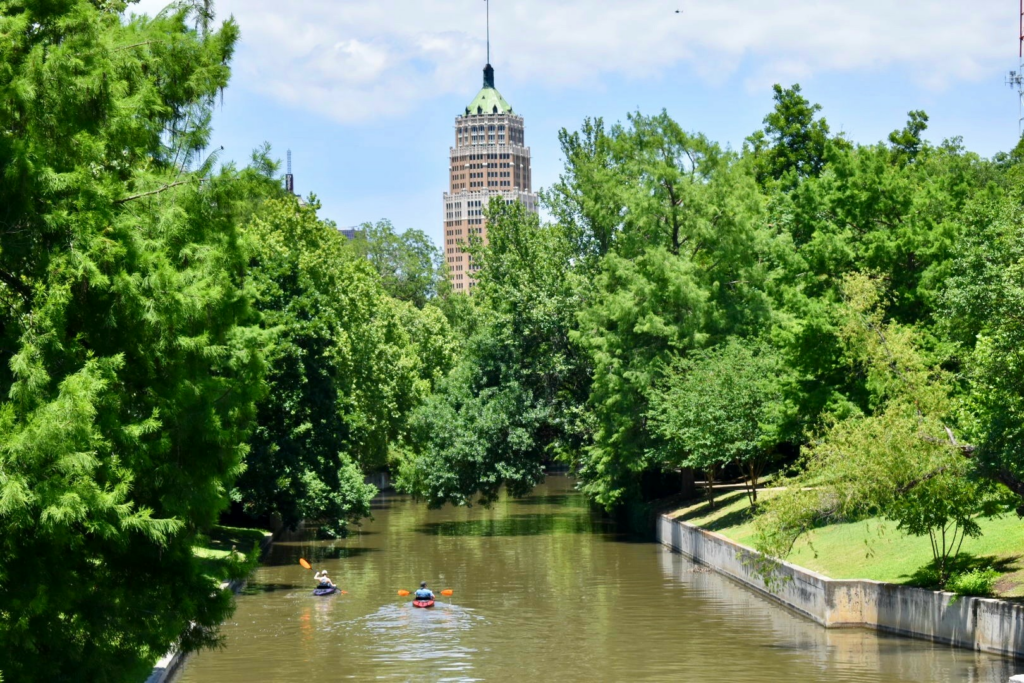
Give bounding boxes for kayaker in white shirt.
[314,570,336,588]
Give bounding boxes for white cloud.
[130,0,1010,124]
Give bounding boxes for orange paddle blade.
[440,589,454,596]
[341,591,348,594]
[397,590,410,596]
[299,558,312,570]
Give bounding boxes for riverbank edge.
[145,531,276,683]
[657,513,1024,660]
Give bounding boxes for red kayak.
[412,599,435,609]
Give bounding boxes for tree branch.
[113,40,161,52]
[115,179,191,205]
[912,426,1024,506]
[0,268,31,301]
[896,464,949,495]
[996,469,1024,503]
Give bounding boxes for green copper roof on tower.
[465,64,513,116]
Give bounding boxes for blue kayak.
[313,586,338,597]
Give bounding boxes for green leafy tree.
[754,275,1002,586]
[351,219,446,307]
[398,200,589,506]
[649,340,793,506]
[562,112,771,508]
[942,168,1024,506]
[759,117,998,427]
[0,2,273,680]
[238,198,450,535]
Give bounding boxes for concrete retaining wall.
[658,514,1024,659]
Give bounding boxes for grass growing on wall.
[193,526,271,584]
[669,491,1024,598]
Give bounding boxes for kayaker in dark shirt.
[414,581,434,600]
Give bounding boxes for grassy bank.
[668,491,1024,598]
[194,525,271,585]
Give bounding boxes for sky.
[133,0,1017,250]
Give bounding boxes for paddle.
[399,589,452,598]
[398,589,452,598]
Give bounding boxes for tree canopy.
[0,2,457,679]
[0,2,265,679]
[6,0,1024,674]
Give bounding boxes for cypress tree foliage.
[0,2,269,680]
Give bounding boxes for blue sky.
[134,0,1016,250]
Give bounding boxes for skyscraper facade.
[443,63,537,291]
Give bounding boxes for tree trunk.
[705,466,717,510]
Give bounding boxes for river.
[177,475,1016,682]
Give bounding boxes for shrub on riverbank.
[946,568,1000,598]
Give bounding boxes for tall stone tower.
[443,63,537,292]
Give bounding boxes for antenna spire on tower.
[482,0,495,89]
[1010,0,1024,135]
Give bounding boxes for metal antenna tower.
[285,149,295,194]
[1009,0,1024,135]
[486,0,490,64]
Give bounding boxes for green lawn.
[669,490,1024,598]
[193,525,270,585]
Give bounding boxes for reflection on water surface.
[177,476,1016,682]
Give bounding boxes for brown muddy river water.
[177,475,1017,682]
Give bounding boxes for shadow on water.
[239,582,307,595]
[370,496,403,511]
[272,528,379,545]
[606,529,660,544]
[415,513,612,538]
[263,546,378,567]
[318,546,379,560]
[510,494,575,507]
